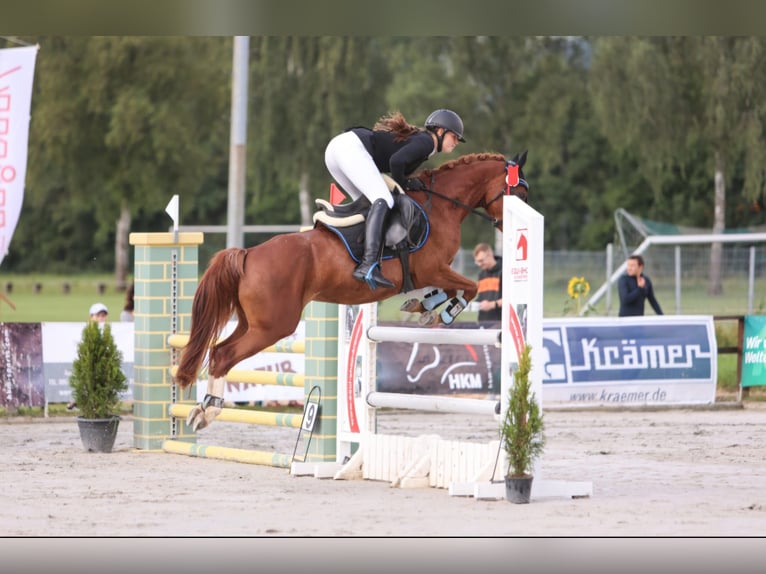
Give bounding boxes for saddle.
[313,175,430,293]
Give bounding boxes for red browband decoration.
[505,163,520,195]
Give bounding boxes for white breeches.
[324,131,394,208]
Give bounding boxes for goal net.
[587,209,766,316]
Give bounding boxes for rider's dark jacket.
[349,127,435,188]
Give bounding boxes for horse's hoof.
[418,311,441,327]
[185,404,220,431]
[400,298,424,313]
[186,405,207,431]
[186,405,201,426]
[192,417,207,431]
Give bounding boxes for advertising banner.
[32,320,304,406]
[374,320,502,397]
[0,45,38,267]
[541,315,717,406]
[28,314,718,409]
[193,320,305,403]
[741,315,766,387]
[0,322,43,408]
[42,322,135,404]
[372,316,718,407]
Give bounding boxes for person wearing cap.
[324,108,465,290]
[89,302,109,323]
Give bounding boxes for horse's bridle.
[415,158,529,229]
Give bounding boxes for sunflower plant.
[563,276,595,316]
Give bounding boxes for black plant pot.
[77,416,120,453]
[505,475,533,504]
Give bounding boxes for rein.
[413,170,529,230]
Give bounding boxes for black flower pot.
[77,416,120,453]
[505,475,533,504]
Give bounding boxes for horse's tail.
[175,248,246,389]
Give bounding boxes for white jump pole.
[366,391,500,416]
[336,302,503,464]
[366,325,500,346]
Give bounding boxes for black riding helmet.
[425,109,466,143]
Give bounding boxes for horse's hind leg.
[186,374,227,431]
[186,317,301,431]
[185,308,250,431]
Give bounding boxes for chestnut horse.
[176,151,529,430]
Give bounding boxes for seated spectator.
[120,283,134,322]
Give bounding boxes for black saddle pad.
[315,194,430,263]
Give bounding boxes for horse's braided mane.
[420,152,506,177]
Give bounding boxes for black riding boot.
[353,199,395,289]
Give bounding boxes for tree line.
[3,36,765,293]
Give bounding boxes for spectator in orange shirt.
[473,242,502,323]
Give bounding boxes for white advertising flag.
[165,194,179,232]
[0,45,39,267]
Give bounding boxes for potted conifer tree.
[500,343,545,503]
[68,321,128,452]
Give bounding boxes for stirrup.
[353,262,394,290]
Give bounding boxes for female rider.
[324,109,465,289]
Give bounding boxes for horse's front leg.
[186,375,225,431]
[417,269,479,327]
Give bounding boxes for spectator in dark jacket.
[618,255,663,317]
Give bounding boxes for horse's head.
[414,151,530,232]
[475,150,529,232]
